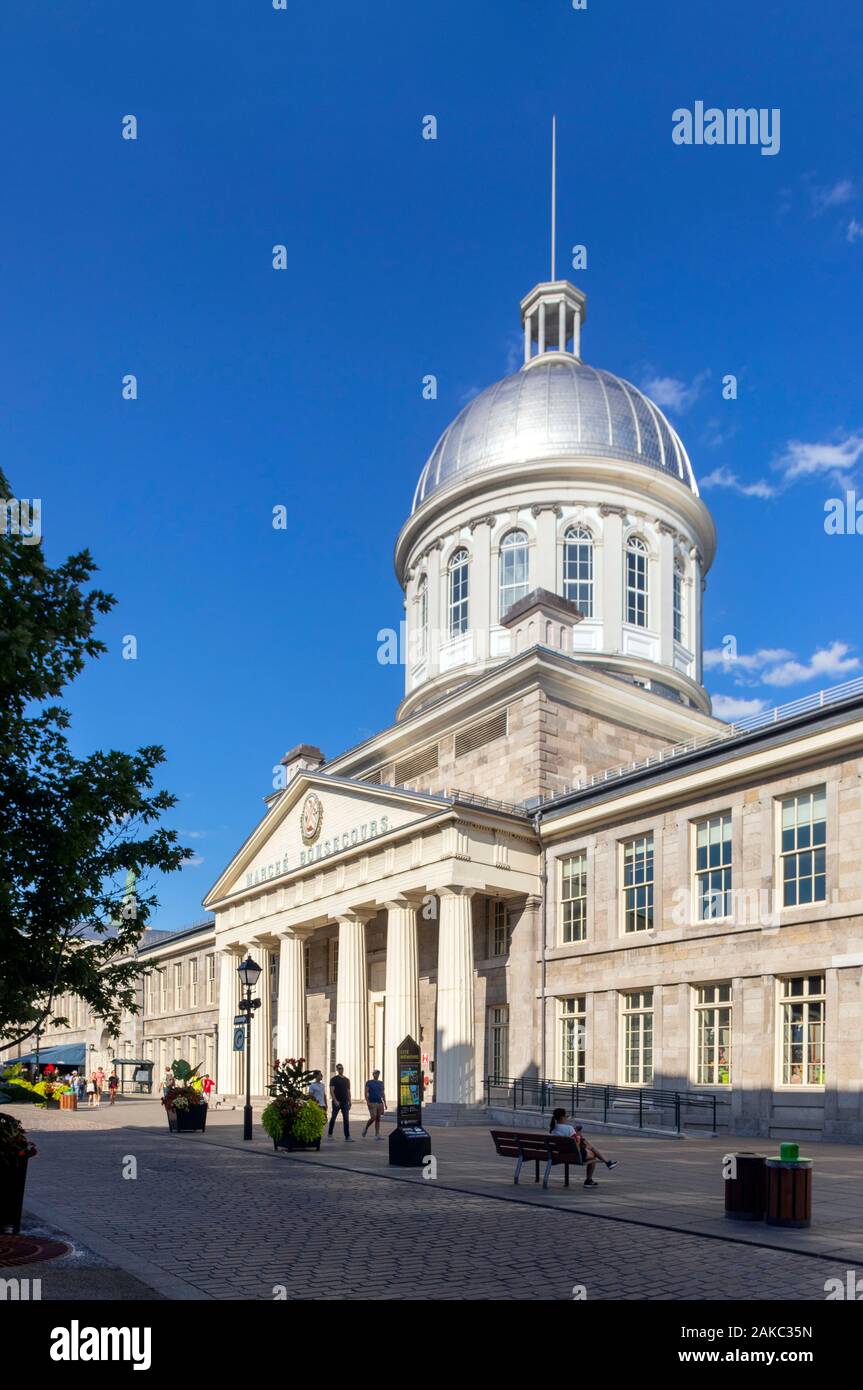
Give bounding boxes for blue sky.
[2,1,861,929]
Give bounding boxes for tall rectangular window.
[448,549,470,637]
[621,834,654,933]
[622,990,653,1084]
[625,538,648,627]
[560,996,586,1083]
[695,984,732,1084]
[488,1006,509,1081]
[304,943,311,990]
[560,851,588,942]
[205,954,215,1004]
[695,813,733,920]
[780,976,825,1086]
[159,969,168,1013]
[189,958,199,1008]
[174,962,183,1010]
[673,567,684,644]
[779,788,826,907]
[488,901,509,957]
[328,939,339,986]
[563,528,594,616]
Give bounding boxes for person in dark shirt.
[362,1070,387,1139]
[328,1064,353,1140]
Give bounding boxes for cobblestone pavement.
[12,1102,862,1301]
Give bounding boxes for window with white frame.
[622,990,653,1084]
[695,813,733,920]
[560,996,586,1083]
[448,548,470,637]
[563,526,594,616]
[189,958,199,1008]
[304,943,311,990]
[174,962,183,1010]
[205,954,215,1004]
[415,575,428,658]
[159,968,168,1012]
[328,938,339,986]
[625,536,648,627]
[780,975,825,1086]
[498,529,529,617]
[488,900,509,957]
[560,851,588,942]
[488,1005,509,1081]
[694,984,732,1084]
[621,834,654,932]
[779,788,826,907]
[673,563,685,644]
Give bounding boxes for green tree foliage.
[0,465,190,1046]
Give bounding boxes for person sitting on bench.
[549,1108,618,1189]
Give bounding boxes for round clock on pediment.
[300,791,323,845]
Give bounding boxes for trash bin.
[59,1092,77,1111]
[766,1143,812,1228]
[724,1152,767,1221]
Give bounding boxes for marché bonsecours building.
[196,272,863,1144]
[9,273,821,1141]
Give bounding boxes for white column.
[523,310,532,363]
[435,887,477,1103]
[471,518,493,659]
[538,302,546,354]
[533,505,558,592]
[335,913,369,1095]
[558,300,566,353]
[383,899,420,1107]
[658,524,675,665]
[216,949,239,1095]
[276,931,306,1066]
[600,506,624,651]
[247,941,273,1097]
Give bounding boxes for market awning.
[14,1043,87,1067]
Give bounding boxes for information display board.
[396,1035,423,1128]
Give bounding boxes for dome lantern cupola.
[520,279,587,363]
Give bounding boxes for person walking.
[107,1072,119,1105]
[362,1070,387,1140]
[86,1073,98,1107]
[308,1071,326,1113]
[327,1064,353,1141]
[202,1074,215,1104]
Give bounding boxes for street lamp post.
[237,955,262,1142]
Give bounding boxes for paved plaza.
[3,1099,862,1301]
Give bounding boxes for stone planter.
[166,1104,208,1134]
[273,1131,321,1152]
[0,1157,29,1234]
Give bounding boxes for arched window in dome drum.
[448,548,470,638]
[563,526,594,617]
[498,529,529,618]
[673,562,685,645]
[625,536,649,628]
[415,575,428,658]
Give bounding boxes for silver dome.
[412,358,698,512]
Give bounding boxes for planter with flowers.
[263,1058,326,1152]
[0,1062,71,1110]
[162,1059,208,1133]
[0,1112,38,1234]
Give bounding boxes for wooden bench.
[490,1128,585,1189]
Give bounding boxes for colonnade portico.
[205,775,541,1106]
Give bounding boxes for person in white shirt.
[549,1108,618,1189]
[308,1071,326,1114]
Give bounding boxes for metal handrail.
[485,1075,726,1133]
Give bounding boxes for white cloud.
[710,694,769,720]
[181,854,205,870]
[812,178,854,212]
[703,646,792,673]
[760,641,860,688]
[775,433,863,483]
[847,218,863,244]
[700,466,775,499]
[640,371,708,413]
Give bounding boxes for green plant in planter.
[291,1101,326,1143]
[161,1057,206,1113]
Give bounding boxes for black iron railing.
[484,1075,727,1134]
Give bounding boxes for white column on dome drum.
[383,899,420,1106]
[658,525,675,665]
[427,545,442,679]
[558,300,566,352]
[601,507,624,644]
[216,948,240,1094]
[538,302,546,354]
[435,887,477,1103]
[523,311,531,363]
[472,519,492,658]
[276,931,306,1065]
[572,305,582,358]
[247,941,273,1095]
[534,507,557,592]
[694,550,704,683]
[335,913,370,1094]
